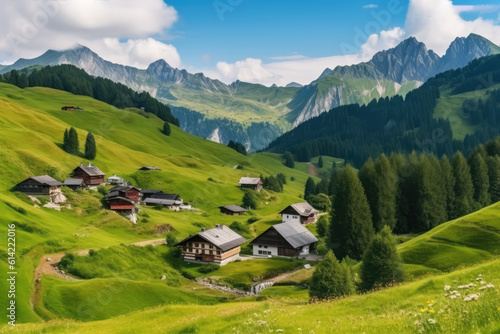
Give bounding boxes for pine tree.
[68,127,79,154]
[304,177,316,201]
[63,128,70,152]
[283,151,295,168]
[242,190,258,210]
[452,152,474,218]
[440,155,455,220]
[486,156,500,203]
[330,165,374,260]
[318,156,324,168]
[163,122,171,136]
[469,153,491,207]
[360,226,405,290]
[85,132,97,160]
[309,251,354,299]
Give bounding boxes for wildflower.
[428,309,435,314]
[450,295,457,299]
[480,281,487,285]
[257,320,268,325]
[276,330,283,332]
[463,310,469,314]
[464,297,471,301]
[426,300,435,304]
[444,285,451,291]
[428,319,436,324]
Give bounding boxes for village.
[15,163,323,268]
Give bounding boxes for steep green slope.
[0,82,312,323]
[399,202,500,274]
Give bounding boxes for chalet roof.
[63,178,84,186]
[176,225,247,251]
[279,202,319,217]
[252,221,318,248]
[107,175,123,180]
[25,175,62,187]
[151,193,180,200]
[141,189,163,194]
[238,177,262,185]
[74,163,105,176]
[106,196,134,204]
[143,198,181,206]
[219,205,247,213]
[109,185,140,193]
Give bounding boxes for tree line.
[1,65,178,125]
[267,54,500,167]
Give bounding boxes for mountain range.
[1,34,499,150]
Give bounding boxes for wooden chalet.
[219,205,247,216]
[143,197,183,210]
[280,202,319,224]
[63,178,85,191]
[107,186,142,203]
[175,225,246,265]
[139,166,160,171]
[72,163,105,186]
[16,175,65,203]
[61,106,75,111]
[238,176,263,192]
[106,197,135,211]
[141,189,180,201]
[251,221,318,258]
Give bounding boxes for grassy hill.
[1,82,500,333]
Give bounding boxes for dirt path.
[307,163,318,177]
[30,238,167,312]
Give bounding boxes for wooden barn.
[16,175,65,203]
[72,163,105,186]
[219,205,247,216]
[280,202,319,224]
[63,178,85,191]
[175,225,246,265]
[106,197,135,211]
[107,186,142,202]
[61,106,75,111]
[141,189,180,201]
[251,221,318,258]
[238,176,263,192]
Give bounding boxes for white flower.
[480,281,487,285]
[464,297,471,301]
[444,285,451,291]
[428,319,436,324]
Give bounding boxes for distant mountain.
[286,82,303,88]
[289,34,500,126]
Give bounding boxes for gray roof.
[29,175,62,187]
[238,177,262,185]
[219,205,247,213]
[106,196,134,204]
[143,198,181,206]
[267,221,318,248]
[75,164,105,176]
[280,202,319,217]
[176,225,247,251]
[109,185,140,192]
[64,178,84,186]
[141,189,163,194]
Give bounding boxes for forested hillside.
[267,55,500,166]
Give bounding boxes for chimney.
[88,162,92,167]
[201,228,205,232]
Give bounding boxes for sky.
[1,0,500,86]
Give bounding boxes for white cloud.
[363,4,379,9]
[0,0,180,68]
[209,0,500,86]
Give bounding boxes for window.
[209,245,213,249]
[209,250,213,255]
[195,243,199,247]
[217,251,221,255]
[263,246,268,249]
[258,245,262,248]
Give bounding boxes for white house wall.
[253,244,278,256]
[281,214,301,224]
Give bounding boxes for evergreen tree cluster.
[267,55,500,167]
[2,65,178,125]
[282,151,295,168]
[261,173,286,193]
[63,127,97,159]
[227,140,247,155]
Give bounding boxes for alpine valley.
[2,33,499,151]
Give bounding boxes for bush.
[97,185,107,196]
[38,196,50,205]
[181,270,196,280]
[309,251,354,299]
[166,232,178,246]
[229,221,250,235]
[154,203,163,210]
[360,226,405,291]
[316,216,329,238]
[198,263,220,274]
[247,217,259,224]
[310,193,332,212]
[59,253,75,270]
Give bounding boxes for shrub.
[229,221,250,235]
[181,270,196,280]
[59,253,75,270]
[154,203,163,210]
[198,263,220,274]
[247,217,259,224]
[360,226,405,291]
[309,251,354,299]
[310,193,332,212]
[166,232,178,246]
[37,196,50,205]
[97,185,107,196]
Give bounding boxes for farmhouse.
[16,175,65,203]
[72,163,105,186]
[107,186,142,202]
[280,202,319,224]
[106,196,135,211]
[251,221,318,258]
[176,225,246,265]
[219,205,247,216]
[61,106,75,111]
[63,178,85,191]
[238,176,263,191]
[141,189,181,201]
[139,166,160,171]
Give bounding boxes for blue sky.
[1,0,500,86]
[165,0,500,70]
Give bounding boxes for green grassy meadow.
[1,82,500,333]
